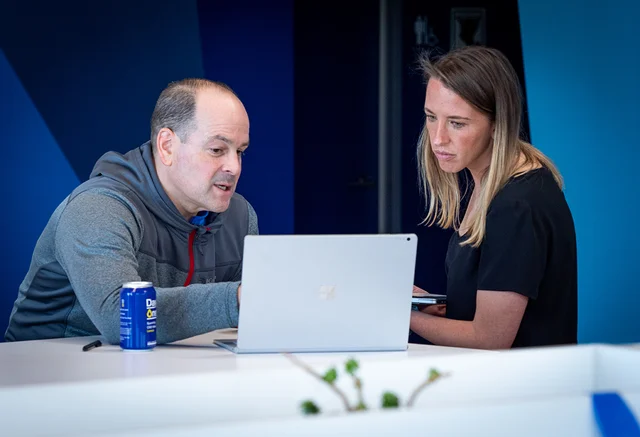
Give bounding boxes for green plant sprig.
[406,368,447,407]
[284,354,448,415]
[284,353,353,413]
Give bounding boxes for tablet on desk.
[412,294,447,305]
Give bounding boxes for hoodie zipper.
[183,229,197,286]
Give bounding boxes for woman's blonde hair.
[417,46,563,247]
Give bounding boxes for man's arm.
[55,190,240,345]
[409,290,528,349]
[247,201,259,236]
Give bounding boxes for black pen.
[82,340,102,352]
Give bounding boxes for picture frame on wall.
[450,7,487,50]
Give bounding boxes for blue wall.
[519,0,640,343]
[0,50,81,336]
[198,0,294,236]
[0,0,206,180]
[0,1,294,338]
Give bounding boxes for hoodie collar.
[90,141,214,234]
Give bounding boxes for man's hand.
[413,285,446,317]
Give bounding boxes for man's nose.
[222,151,241,175]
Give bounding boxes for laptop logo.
[318,285,336,300]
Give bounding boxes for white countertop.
[0,329,487,388]
[1,333,638,437]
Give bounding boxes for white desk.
[1,334,638,437]
[0,329,486,389]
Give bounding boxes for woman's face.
[424,78,494,176]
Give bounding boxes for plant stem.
[353,376,365,409]
[283,353,354,412]
[406,371,448,407]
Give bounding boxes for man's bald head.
[150,79,239,150]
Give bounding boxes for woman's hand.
[413,285,446,317]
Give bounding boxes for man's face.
[167,89,250,217]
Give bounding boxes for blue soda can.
[120,281,157,350]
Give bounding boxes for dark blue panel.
[197,0,294,235]
[293,1,379,235]
[0,0,204,180]
[0,50,80,338]
[592,392,640,437]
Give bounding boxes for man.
[5,79,257,345]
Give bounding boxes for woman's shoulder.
[497,167,559,203]
[488,166,573,229]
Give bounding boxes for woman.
[409,46,577,349]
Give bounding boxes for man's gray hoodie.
[5,142,258,344]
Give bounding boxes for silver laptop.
[214,234,418,354]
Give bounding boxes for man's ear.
[156,128,176,166]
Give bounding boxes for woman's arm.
[409,290,528,349]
